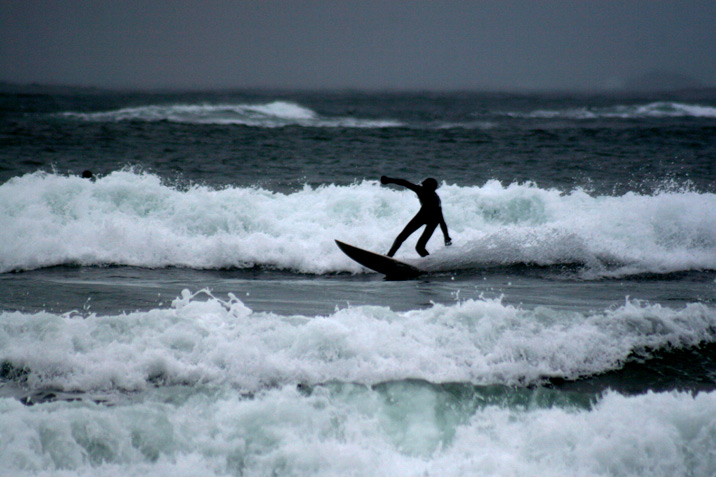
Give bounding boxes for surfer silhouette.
[381,176,451,257]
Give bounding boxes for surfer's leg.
[415,221,438,257]
[387,215,424,257]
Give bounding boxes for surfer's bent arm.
[380,176,420,193]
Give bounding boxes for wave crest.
[1,172,715,276]
[61,101,403,128]
[1,290,714,392]
[503,101,716,119]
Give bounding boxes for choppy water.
[1,88,716,475]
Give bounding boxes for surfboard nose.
[335,240,423,279]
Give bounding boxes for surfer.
[380,176,452,257]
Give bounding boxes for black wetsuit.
[381,176,451,257]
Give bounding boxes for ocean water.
[1,88,716,476]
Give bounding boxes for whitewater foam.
[1,384,714,476]
[2,171,715,277]
[1,290,715,392]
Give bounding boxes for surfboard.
[335,240,423,279]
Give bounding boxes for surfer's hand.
[380,176,391,185]
[445,238,452,246]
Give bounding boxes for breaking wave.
[61,101,404,128]
[2,290,715,392]
[1,170,715,277]
[502,101,716,120]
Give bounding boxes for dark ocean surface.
[1,89,716,475]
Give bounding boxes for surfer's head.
[421,178,438,191]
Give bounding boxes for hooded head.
[421,177,438,191]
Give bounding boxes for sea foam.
[1,383,715,476]
[1,170,715,276]
[1,290,714,392]
[2,287,716,475]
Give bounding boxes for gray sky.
[1,0,715,91]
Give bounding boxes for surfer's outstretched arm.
[381,176,421,193]
[439,212,452,246]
